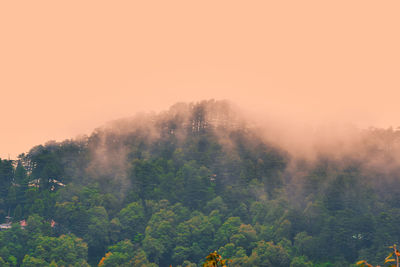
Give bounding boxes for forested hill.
[1,100,400,266]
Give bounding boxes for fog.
[86,99,400,172]
[15,99,400,209]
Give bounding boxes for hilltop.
[1,100,400,266]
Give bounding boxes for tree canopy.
[0,100,399,266]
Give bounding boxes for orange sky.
[0,1,399,158]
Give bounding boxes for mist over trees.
[1,100,400,266]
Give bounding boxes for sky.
[0,1,399,158]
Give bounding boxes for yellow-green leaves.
[203,251,231,267]
[357,244,400,267]
[356,260,373,267]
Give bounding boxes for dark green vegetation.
[1,100,400,266]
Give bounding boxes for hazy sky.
[1,1,399,158]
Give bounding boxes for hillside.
[1,100,400,266]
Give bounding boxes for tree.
[27,234,89,266]
[290,256,313,267]
[85,206,110,261]
[98,240,156,267]
[118,202,145,239]
[203,251,230,267]
[21,255,46,267]
[215,217,242,247]
[357,244,400,267]
[142,206,177,264]
[248,241,290,267]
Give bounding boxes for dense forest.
[1,100,400,266]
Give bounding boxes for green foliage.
[21,255,46,267]
[98,240,156,267]
[215,217,242,247]
[290,256,313,267]
[2,101,400,266]
[29,234,89,266]
[248,241,290,267]
[118,201,145,239]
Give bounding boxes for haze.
[1,1,399,158]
